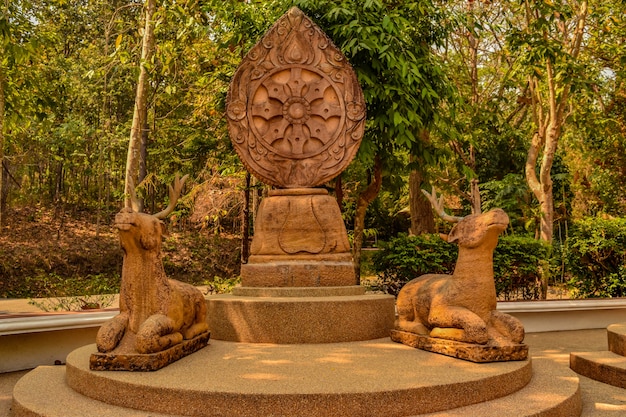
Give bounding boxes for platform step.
[12,339,581,417]
[420,358,581,417]
[607,322,626,356]
[570,350,626,389]
[11,366,178,417]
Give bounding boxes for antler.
[421,186,464,224]
[154,174,189,220]
[125,177,142,212]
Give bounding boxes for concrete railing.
[2,298,626,373]
[0,311,116,373]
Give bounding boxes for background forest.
[1,0,626,303]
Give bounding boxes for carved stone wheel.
[226,7,366,188]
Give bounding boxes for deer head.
[116,174,188,253]
[422,186,509,249]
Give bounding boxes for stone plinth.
[90,332,210,371]
[391,330,528,363]
[13,340,584,417]
[206,287,395,343]
[242,188,356,287]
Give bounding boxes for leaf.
[115,34,123,50]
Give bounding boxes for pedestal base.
[391,330,529,363]
[241,257,355,287]
[89,331,210,371]
[207,287,395,343]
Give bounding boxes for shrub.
[494,236,549,300]
[371,233,548,300]
[564,217,626,298]
[371,233,456,296]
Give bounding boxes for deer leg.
[489,310,525,344]
[395,292,429,335]
[428,306,489,344]
[182,299,209,340]
[96,312,128,353]
[135,314,183,354]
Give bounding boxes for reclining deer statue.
[96,174,209,355]
[395,187,524,346]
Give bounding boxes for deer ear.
[160,221,169,237]
[446,224,461,244]
[439,233,449,242]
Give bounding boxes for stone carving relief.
[227,7,366,188]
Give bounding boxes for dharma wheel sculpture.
[226,7,366,287]
[226,7,366,189]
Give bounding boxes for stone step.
[11,366,178,417]
[570,350,626,389]
[607,322,626,356]
[206,293,395,343]
[420,358,581,416]
[12,338,580,417]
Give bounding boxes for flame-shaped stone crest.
[226,7,366,188]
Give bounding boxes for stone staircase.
[571,322,626,388]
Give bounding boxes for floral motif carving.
[226,7,366,188]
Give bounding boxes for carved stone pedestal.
[216,187,397,343]
[241,188,355,287]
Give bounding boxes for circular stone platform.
[65,340,532,417]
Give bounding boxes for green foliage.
[204,275,241,295]
[295,0,450,166]
[26,272,119,312]
[564,217,626,298]
[494,235,549,300]
[372,233,548,300]
[29,293,117,312]
[371,233,456,296]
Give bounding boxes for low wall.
[498,298,626,333]
[2,298,626,373]
[0,312,116,373]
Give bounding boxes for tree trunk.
[124,0,156,209]
[136,116,149,212]
[352,156,383,283]
[523,0,588,247]
[409,166,435,235]
[334,175,344,213]
[0,68,5,230]
[241,172,251,264]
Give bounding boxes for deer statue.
[96,174,209,355]
[395,187,524,347]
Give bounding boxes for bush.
[371,233,456,296]
[564,217,626,298]
[494,236,549,300]
[371,233,548,300]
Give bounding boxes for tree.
[296,0,449,279]
[0,0,44,228]
[562,0,626,217]
[508,0,588,242]
[124,0,156,209]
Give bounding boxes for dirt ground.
[0,206,241,299]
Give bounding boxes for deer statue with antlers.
[93,174,209,368]
[393,187,526,360]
